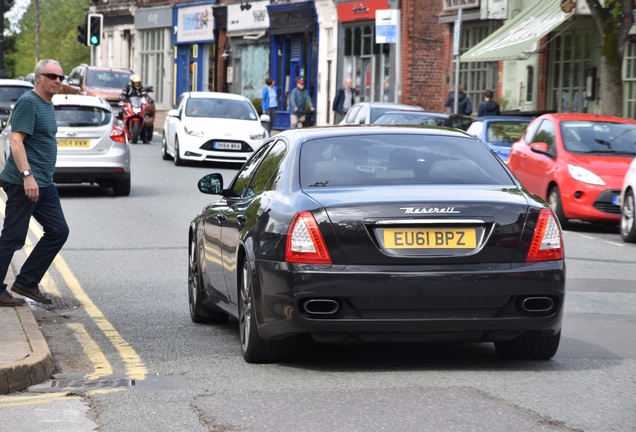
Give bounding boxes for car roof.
[474,116,532,122]
[280,125,470,140]
[0,79,34,88]
[357,102,424,110]
[52,94,111,110]
[538,113,636,123]
[184,91,250,102]
[81,65,133,73]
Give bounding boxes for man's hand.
[23,176,39,202]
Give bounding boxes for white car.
[620,157,636,242]
[161,92,269,165]
[1,94,130,196]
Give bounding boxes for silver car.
[1,94,131,196]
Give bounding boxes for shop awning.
[460,0,574,62]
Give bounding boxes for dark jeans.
[265,108,277,133]
[0,183,69,295]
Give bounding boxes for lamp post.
[221,40,231,93]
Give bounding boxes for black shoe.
[11,285,52,305]
[0,291,26,306]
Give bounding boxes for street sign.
[375,9,398,44]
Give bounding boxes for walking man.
[0,59,70,306]
[289,78,314,129]
[332,77,354,125]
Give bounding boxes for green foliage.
[6,0,91,78]
[252,98,262,112]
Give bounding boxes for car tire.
[547,186,569,229]
[161,133,172,160]
[113,178,131,196]
[621,189,636,242]
[174,137,184,166]
[188,234,229,324]
[494,331,561,360]
[143,125,154,143]
[239,260,297,363]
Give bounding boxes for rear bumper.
[54,167,130,183]
[252,260,565,342]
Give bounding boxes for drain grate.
[51,378,135,389]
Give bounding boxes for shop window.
[548,29,593,113]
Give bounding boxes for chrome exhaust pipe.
[521,297,554,313]
[302,299,340,315]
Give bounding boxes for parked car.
[619,157,636,242]
[188,126,565,363]
[1,94,130,196]
[60,65,153,122]
[161,91,269,165]
[507,113,636,227]
[466,116,532,162]
[373,110,473,131]
[0,79,34,130]
[339,102,424,125]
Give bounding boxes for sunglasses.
[40,73,65,82]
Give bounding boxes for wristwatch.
[21,169,32,177]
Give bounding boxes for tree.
[6,0,91,78]
[586,0,634,116]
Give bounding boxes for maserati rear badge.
[401,207,460,214]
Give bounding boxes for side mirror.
[167,109,179,118]
[529,142,553,157]
[68,78,81,86]
[260,114,271,125]
[198,173,224,195]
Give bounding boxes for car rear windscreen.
[55,105,112,127]
[301,134,515,187]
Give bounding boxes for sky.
[5,0,30,35]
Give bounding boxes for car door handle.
[237,214,247,224]
[215,213,227,222]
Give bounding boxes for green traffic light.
[90,35,99,45]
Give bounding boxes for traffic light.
[87,13,103,47]
[77,15,88,46]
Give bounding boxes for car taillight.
[110,123,127,143]
[285,211,332,264]
[526,209,564,262]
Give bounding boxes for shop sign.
[228,0,270,32]
[176,4,216,43]
[337,0,389,22]
[375,9,398,44]
[442,0,479,12]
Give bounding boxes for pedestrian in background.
[0,59,70,306]
[332,77,354,125]
[261,77,277,133]
[445,84,472,116]
[290,78,314,129]
[477,89,501,117]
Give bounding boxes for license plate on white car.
[214,141,242,150]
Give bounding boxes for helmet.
[130,74,141,89]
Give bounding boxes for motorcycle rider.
[119,74,153,143]
[120,74,144,100]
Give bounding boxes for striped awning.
[460,0,574,62]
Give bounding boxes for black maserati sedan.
[188,126,565,363]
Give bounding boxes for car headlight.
[184,126,204,137]
[567,164,605,185]
[250,129,267,140]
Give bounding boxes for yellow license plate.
[57,139,90,148]
[383,228,476,249]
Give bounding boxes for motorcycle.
[118,86,155,144]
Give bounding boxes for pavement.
[0,264,54,394]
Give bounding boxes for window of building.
[140,28,168,107]
[526,66,534,102]
[456,22,498,109]
[548,30,593,113]
[342,24,391,103]
[624,39,636,118]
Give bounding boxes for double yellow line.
[0,195,147,383]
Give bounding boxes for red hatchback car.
[508,113,636,227]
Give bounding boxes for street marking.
[0,194,147,381]
[67,323,114,379]
[0,392,80,408]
